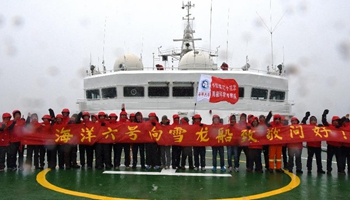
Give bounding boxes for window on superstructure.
[270,90,285,102]
[148,87,169,97]
[148,82,169,97]
[102,87,117,99]
[173,82,194,97]
[239,87,244,98]
[124,86,144,97]
[86,89,100,100]
[251,88,268,100]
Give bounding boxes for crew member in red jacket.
[78,111,94,169]
[25,113,43,170]
[322,109,346,174]
[192,114,206,171]
[131,112,146,169]
[180,117,194,170]
[145,112,161,170]
[8,110,25,171]
[287,117,303,173]
[211,115,226,172]
[0,113,13,171]
[302,112,325,174]
[113,111,131,169]
[95,111,112,170]
[171,114,183,169]
[247,116,263,173]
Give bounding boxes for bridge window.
[239,87,244,98]
[148,82,169,97]
[124,86,144,97]
[102,87,117,99]
[173,82,194,97]
[251,88,268,100]
[270,90,285,102]
[148,87,169,97]
[86,89,100,100]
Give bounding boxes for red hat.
[192,114,202,119]
[98,111,106,116]
[82,112,90,117]
[120,111,127,116]
[130,113,135,117]
[148,112,157,117]
[273,114,282,120]
[212,114,220,119]
[291,117,299,123]
[42,114,51,120]
[109,113,118,118]
[251,116,259,123]
[55,114,63,119]
[2,112,11,119]
[173,114,180,119]
[332,116,340,121]
[61,108,70,113]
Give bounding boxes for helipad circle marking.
[37,169,300,200]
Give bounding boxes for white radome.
[178,50,217,70]
[113,53,144,71]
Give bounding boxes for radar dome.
[113,53,144,71]
[178,50,217,70]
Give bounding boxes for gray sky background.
[1,0,350,120]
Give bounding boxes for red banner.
[20,123,350,146]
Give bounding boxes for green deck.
[1,149,349,200]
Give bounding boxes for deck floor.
[1,147,349,200]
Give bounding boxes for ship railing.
[85,65,285,77]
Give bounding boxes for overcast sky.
[1,0,350,120]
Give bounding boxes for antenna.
[102,17,107,73]
[209,0,213,59]
[226,7,230,62]
[141,37,144,62]
[256,0,286,71]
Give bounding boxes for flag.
[196,74,239,104]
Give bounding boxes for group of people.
[0,108,349,175]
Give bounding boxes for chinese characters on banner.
[20,123,350,146]
[196,74,239,104]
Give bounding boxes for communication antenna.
[140,37,144,62]
[256,0,286,71]
[209,0,213,59]
[102,17,107,73]
[226,7,230,62]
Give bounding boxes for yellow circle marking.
[37,169,300,200]
[215,170,301,200]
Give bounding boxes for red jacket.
[0,121,12,146]
[10,119,25,143]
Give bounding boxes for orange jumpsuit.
[268,120,284,170]
[269,145,282,170]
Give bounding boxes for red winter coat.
[0,121,13,146]
[10,119,25,143]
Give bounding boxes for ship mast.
[173,1,202,58]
